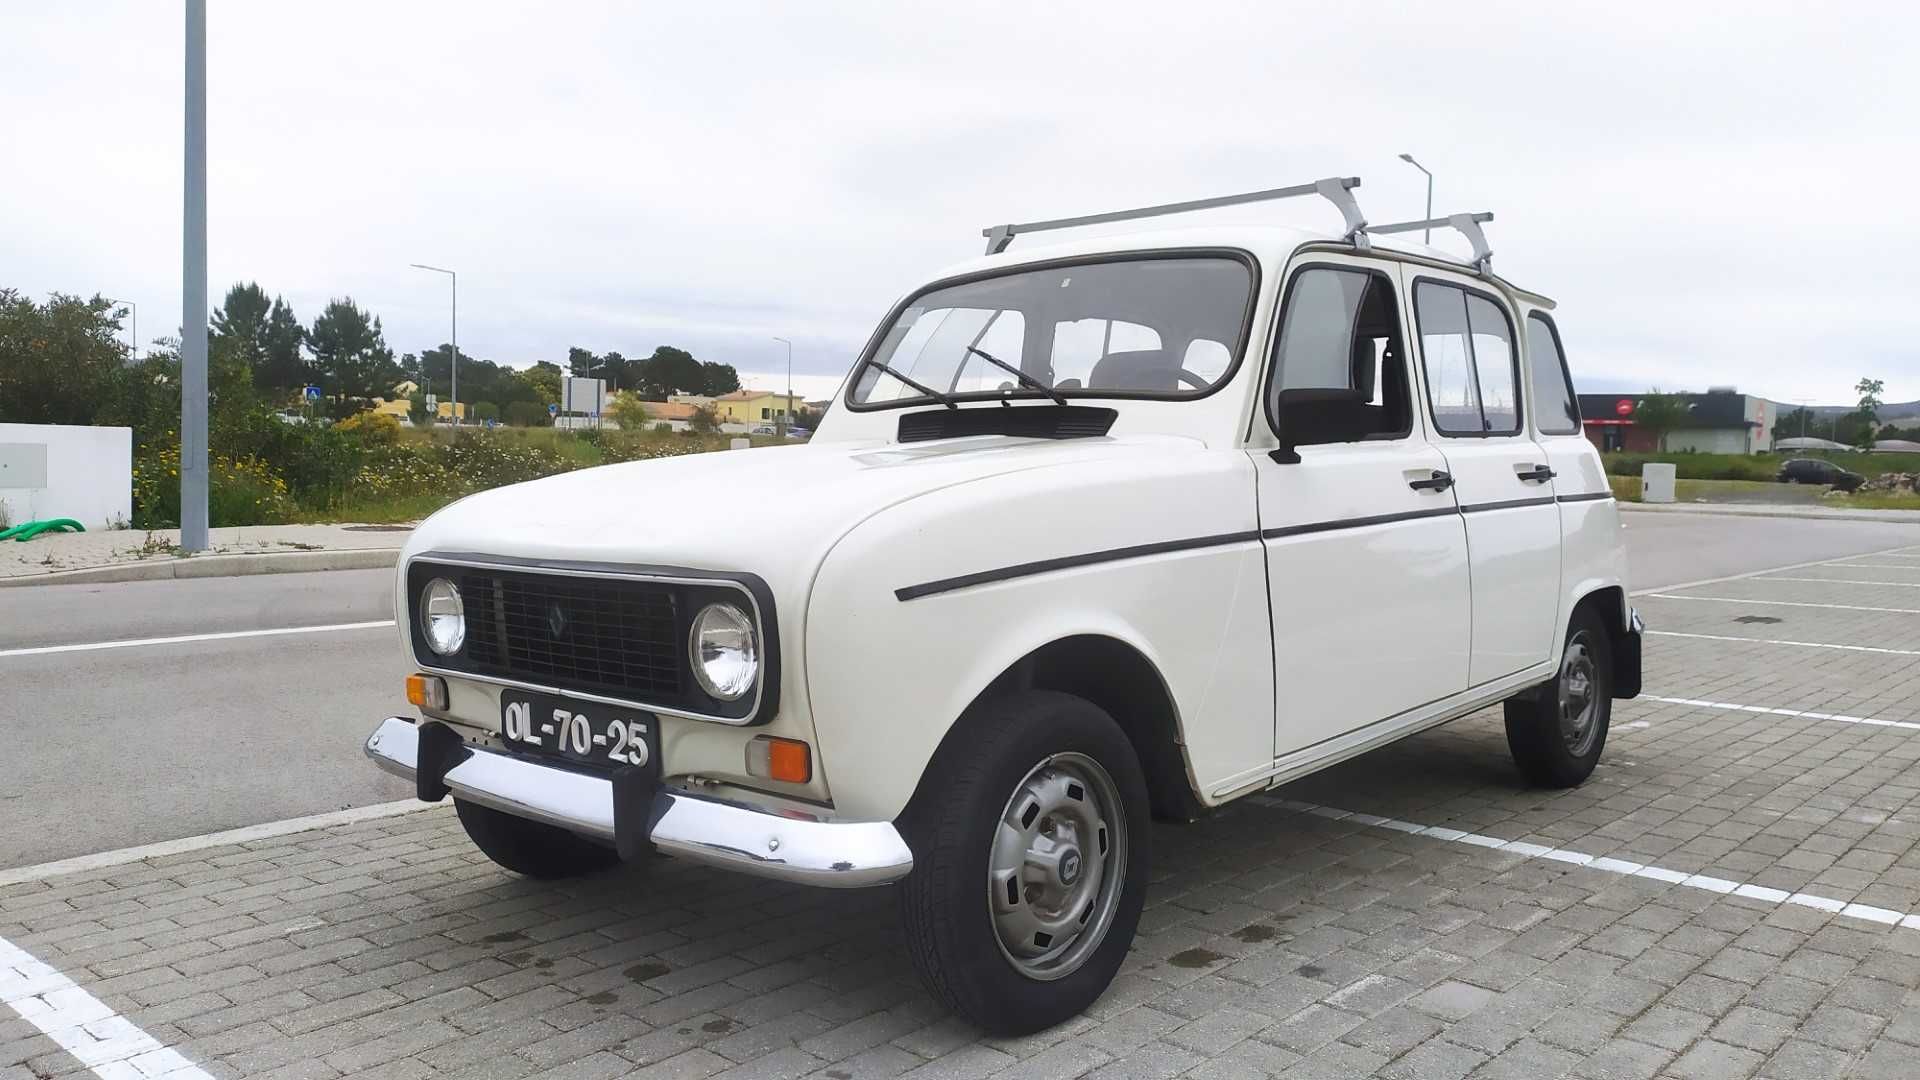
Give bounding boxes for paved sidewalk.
[0,524,412,583]
[1623,502,1920,525]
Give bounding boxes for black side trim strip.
[1261,505,1459,540]
[894,531,1262,602]
[1461,496,1556,514]
[1556,492,1614,503]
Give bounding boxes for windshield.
[848,255,1253,407]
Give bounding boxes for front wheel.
[897,691,1150,1035]
[1504,609,1612,788]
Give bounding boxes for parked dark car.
[1778,457,1864,491]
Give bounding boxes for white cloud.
[3,2,1915,404]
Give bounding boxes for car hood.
[403,434,1201,587]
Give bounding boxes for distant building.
[712,389,805,425]
[1578,389,1774,454]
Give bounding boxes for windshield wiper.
[864,358,958,409]
[964,346,1066,405]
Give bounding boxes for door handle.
[1408,470,1454,493]
[1517,464,1555,483]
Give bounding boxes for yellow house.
[369,380,421,421]
[713,389,805,424]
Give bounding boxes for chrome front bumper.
[364,717,913,887]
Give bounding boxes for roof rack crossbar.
[1369,211,1495,272]
[982,176,1367,255]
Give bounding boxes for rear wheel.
[1504,609,1612,788]
[454,798,623,879]
[897,691,1150,1035]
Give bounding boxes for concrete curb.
[1620,502,1920,525]
[0,547,401,588]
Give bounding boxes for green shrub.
[333,411,402,445]
[132,447,294,527]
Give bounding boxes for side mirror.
[1270,387,1366,464]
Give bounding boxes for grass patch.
[1604,450,1920,481]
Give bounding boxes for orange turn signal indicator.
[747,736,812,784]
[406,673,448,711]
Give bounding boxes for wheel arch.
[1565,583,1640,699]
[904,634,1206,826]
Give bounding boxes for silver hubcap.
[1560,631,1600,755]
[988,753,1126,981]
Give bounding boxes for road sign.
[548,403,559,417]
[303,385,321,402]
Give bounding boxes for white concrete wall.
[1666,427,1750,455]
[0,424,132,530]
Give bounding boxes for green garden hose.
[0,519,85,542]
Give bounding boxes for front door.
[1408,271,1562,686]
[1252,258,1472,761]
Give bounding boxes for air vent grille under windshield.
[897,405,1118,444]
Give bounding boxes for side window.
[1414,282,1521,436]
[1525,314,1581,435]
[1268,266,1412,443]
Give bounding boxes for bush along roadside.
[130,422,786,528]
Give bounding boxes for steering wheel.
[1175,368,1209,390]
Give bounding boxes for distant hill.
[1766,399,1920,419]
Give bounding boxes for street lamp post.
[772,336,793,436]
[180,0,209,551]
[104,298,136,362]
[410,264,457,425]
[1397,153,1434,243]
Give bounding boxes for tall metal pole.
[410,264,457,424]
[180,0,209,550]
[772,336,792,435]
[1398,153,1433,243]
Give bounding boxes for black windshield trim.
[842,247,1261,413]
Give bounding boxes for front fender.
[804,447,1271,822]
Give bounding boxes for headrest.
[1089,349,1176,392]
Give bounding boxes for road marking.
[1633,543,1920,597]
[1253,797,1919,931]
[0,936,211,1078]
[1642,594,1920,615]
[0,620,396,660]
[1759,576,1920,588]
[1824,562,1920,570]
[1642,694,1920,732]
[1648,630,1920,657]
[0,799,436,888]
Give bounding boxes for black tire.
[454,798,624,879]
[897,691,1151,1036]
[1505,608,1612,788]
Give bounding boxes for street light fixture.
[772,336,793,436]
[1397,153,1434,243]
[409,263,457,425]
[104,297,137,362]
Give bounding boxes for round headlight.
[419,578,466,656]
[689,601,758,702]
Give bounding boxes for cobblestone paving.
[10,555,1920,1077]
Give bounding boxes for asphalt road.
[3,510,1918,870]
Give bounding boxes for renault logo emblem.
[546,603,568,640]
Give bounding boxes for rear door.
[1252,256,1472,761]
[1409,271,1561,686]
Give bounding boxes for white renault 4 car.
[366,176,1642,1035]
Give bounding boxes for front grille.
[459,569,683,700]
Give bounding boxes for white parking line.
[0,620,396,660]
[1647,630,1920,657]
[1642,594,1920,615]
[0,936,211,1078]
[0,799,434,888]
[1759,576,1920,588]
[1642,694,1920,733]
[1822,563,1920,570]
[1253,797,1919,931]
[1633,543,1920,597]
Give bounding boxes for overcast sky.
[4,3,1915,406]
